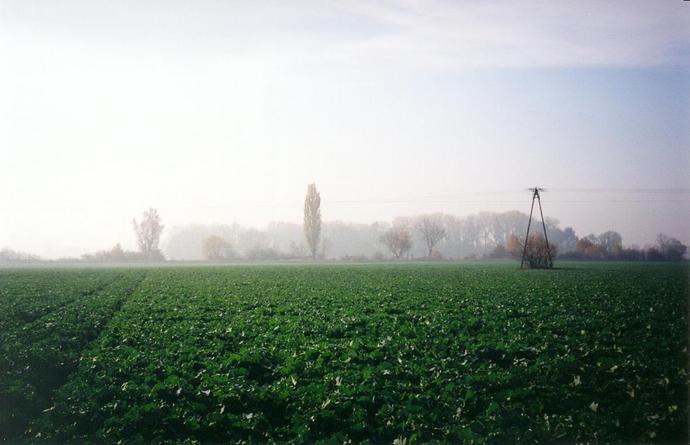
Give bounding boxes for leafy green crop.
[1,263,687,443]
[0,269,147,440]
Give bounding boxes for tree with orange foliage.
[507,233,556,268]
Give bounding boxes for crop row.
[0,269,147,441]
[0,269,123,333]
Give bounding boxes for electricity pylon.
[520,187,553,269]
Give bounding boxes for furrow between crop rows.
[0,270,149,442]
[0,269,124,333]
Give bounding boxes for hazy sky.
[1,0,689,258]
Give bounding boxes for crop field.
[0,263,687,444]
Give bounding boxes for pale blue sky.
[0,1,688,257]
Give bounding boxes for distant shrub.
[428,250,444,261]
[371,251,386,261]
[80,244,159,263]
[339,255,369,262]
[486,244,508,259]
[245,246,290,261]
[0,248,41,263]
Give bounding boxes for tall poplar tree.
[303,183,321,259]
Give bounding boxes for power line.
[326,188,690,204]
[548,188,690,194]
[329,199,689,204]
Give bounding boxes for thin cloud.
[2,1,688,69]
[325,0,690,69]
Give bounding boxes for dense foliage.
[0,269,147,439]
[0,263,687,443]
[558,233,687,262]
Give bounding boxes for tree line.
[1,184,686,263]
[164,184,685,263]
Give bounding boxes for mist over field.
[1,1,688,259]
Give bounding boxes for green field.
[1,263,687,443]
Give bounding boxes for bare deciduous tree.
[202,235,233,261]
[380,226,412,259]
[505,234,523,260]
[597,230,623,254]
[415,214,446,257]
[303,183,321,259]
[656,233,687,261]
[132,208,164,260]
